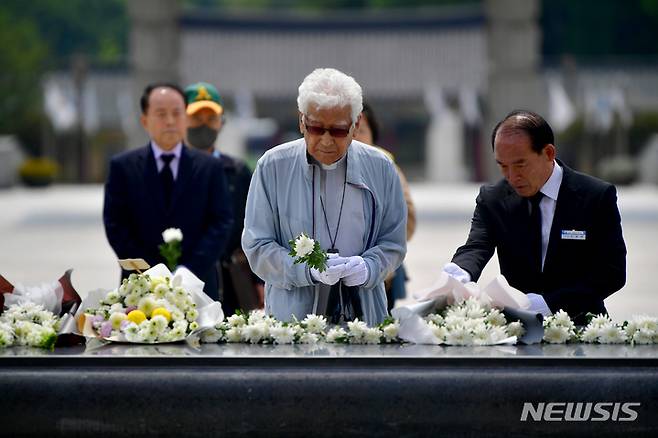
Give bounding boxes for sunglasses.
[303,118,352,138]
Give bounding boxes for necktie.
[528,191,544,272]
[160,154,175,206]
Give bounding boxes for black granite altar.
[1,344,657,437]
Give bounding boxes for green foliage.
[159,241,182,272]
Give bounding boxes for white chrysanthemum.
[599,324,627,344]
[446,326,473,346]
[445,305,468,320]
[589,314,612,328]
[425,314,444,325]
[118,281,133,297]
[472,326,490,345]
[302,314,327,334]
[325,327,347,343]
[109,312,127,330]
[105,291,120,305]
[382,322,399,341]
[138,296,157,317]
[362,328,382,344]
[294,234,315,258]
[429,323,447,343]
[0,324,15,347]
[580,325,601,343]
[443,315,465,330]
[487,326,509,344]
[632,328,654,345]
[347,319,368,342]
[270,325,296,344]
[242,322,267,343]
[299,332,320,344]
[224,327,242,343]
[543,325,571,344]
[151,315,169,332]
[170,309,185,322]
[507,321,525,338]
[464,299,486,319]
[162,227,183,243]
[485,310,507,327]
[169,326,186,341]
[173,320,188,332]
[189,321,199,331]
[109,303,125,315]
[551,310,575,329]
[634,315,658,332]
[124,292,140,307]
[247,310,266,325]
[463,318,486,332]
[186,309,199,322]
[227,314,247,327]
[153,283,169,299]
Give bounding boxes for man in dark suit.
[183,81,262,313]
[445,110,626,324]
[103,83,233,300]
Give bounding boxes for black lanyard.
[311,153,348,253]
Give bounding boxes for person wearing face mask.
[242,68,407,326]
[184,82,262,313]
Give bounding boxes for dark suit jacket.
[452,162,627,323]
[103,143,233,300]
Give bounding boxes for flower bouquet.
[75,263,224,346]
[0,269,83,348]
[392,272,544,345]
[0,302,60,349]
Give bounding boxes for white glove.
[326,253,350,268]
[311,263,347,286]
[442,262,471,284]
[342,256,369,287]
[527,293,553,316]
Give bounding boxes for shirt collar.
[151,141,183,160]
[540,160,563,201]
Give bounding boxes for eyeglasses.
[303,118,352,138]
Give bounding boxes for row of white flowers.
[0,302,60,349]
[543,310,658,345]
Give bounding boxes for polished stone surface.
[2,343,657,437]
[2,342,658,359]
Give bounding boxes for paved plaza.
[1,182,657,321]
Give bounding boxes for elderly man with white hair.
[242,67,407,326]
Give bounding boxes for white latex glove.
[342,256,369,287]
[442,262,471,284]
[527,293,553,316]
[311,263,347,286]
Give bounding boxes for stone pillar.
[482,0,545,181]
[126,0,180,149]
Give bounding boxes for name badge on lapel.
[561,230,586,240]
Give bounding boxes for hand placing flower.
[159,228,183,271]
[288,233,328,272]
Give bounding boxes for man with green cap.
[184,82,262,313]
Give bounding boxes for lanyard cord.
[319,157,347,252]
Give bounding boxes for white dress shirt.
[536,160,563,270]
[150,141,183,180]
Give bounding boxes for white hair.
[297,68,363,123]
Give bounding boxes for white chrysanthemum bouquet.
[0,302,60,349]
[77,264,224,344]
[420,297,522,346]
